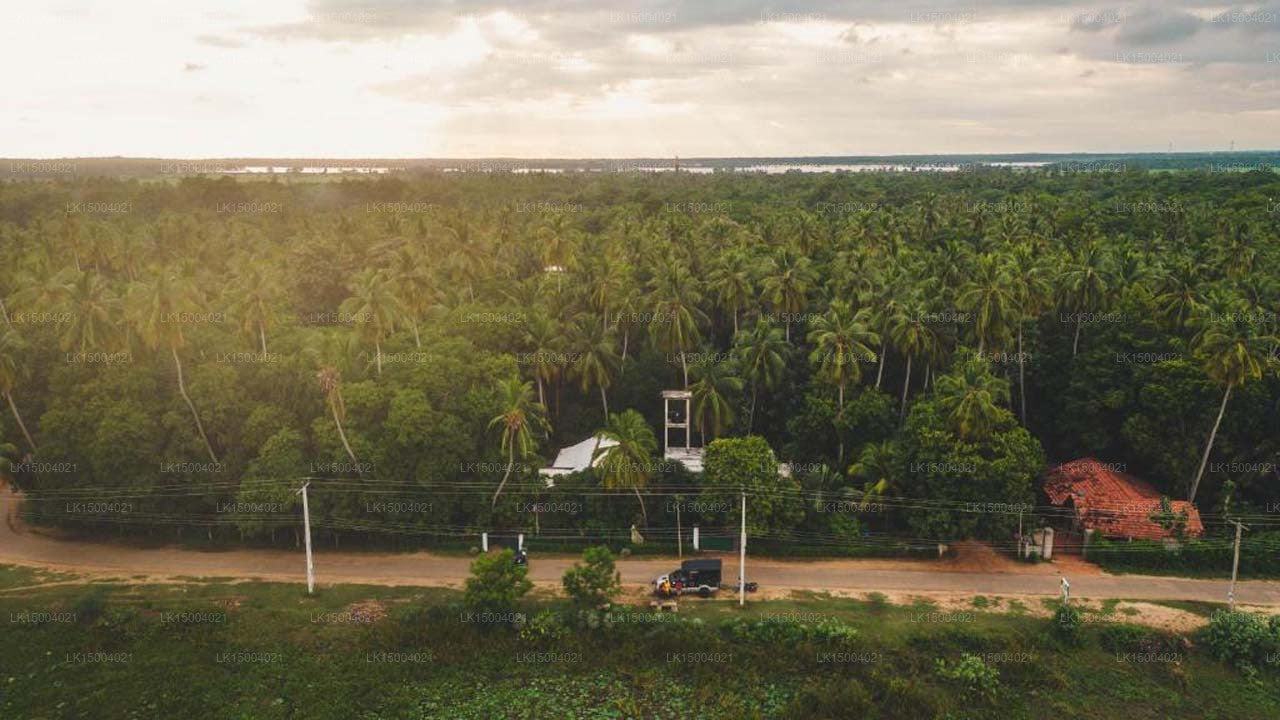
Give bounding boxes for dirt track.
[4,486,1280,605]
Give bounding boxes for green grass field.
[2,566,1277,719]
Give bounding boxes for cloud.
[183,63,206,72]
[1114,7,1202,45]
[197,34,245,48]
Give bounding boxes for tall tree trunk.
[375,339,383,376]
[978,336,985,356]
[0,298,10,325]
[5,392,37,452]
[599,383,609,418]
[749,386,758,432]
[899,355,912,422]
[732,309,739,335]
[785,319,791,343]
[837,383,845,465]
[620,329,630,375]
[491,442,515,508]
[259,322,268,356]
[411,319,421,349]
[1017,325,1027,425]
[680,350,689,389]
[1188,383,1232,503]
[875,340,886,388]
[172,346,218,463]
[329,393,361,472]
[536,377,545,407]
[634,485,648,528]
[1072,316,1082,358]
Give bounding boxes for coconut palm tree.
[569,316,620,418]
[848,440,900,511]
[0,327,37,452]
[733,320,788,432]
[388,245,434,348]
[1186,294,1280,503]
[593,409,659,527]
[305,330,361,471]
[340,268,405,376]
[648,262,707,388]
[707,249,756,335]
[933,351,1011,441]
[489,376,548,508]
[958,253,1016,356]
[125,270,218,463]
[1058,241,1111,358]
[889,297,941,421]
[807,301,879,410]
[760,249,816,342]
[59,270,116,354]
[690,356,743,442]
[1008,242,1051,424]
[228,262,278,355]
[522,314,563,408]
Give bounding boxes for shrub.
[72,587,108,624]
[562,546,622,609]
[935,653,1000,701]
[519,610,568,643]
[784,678,873,718]
[1202,610,1280,672]
[464,549,532,614]
[813,618,859,644]
[1051,603,1084,647]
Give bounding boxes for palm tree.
[388,246,434,348]
[488,376,548,508]
[807,301,879,410]
[760,250,815,342]
[59,271,116,353]
[593,409,658,527]
[958,253,1016,355]
[889,298,941,421]
[1008,243,1051,424]
[0,327,37,452]
[707,249,755,335]
[125,270,218,463]
[228,262,277,355]
[933,351,1011,441]
[1186,295,1280,503]
[848,441,899,511]
[648,262,707,388]
[690,357,743,442]
[340,268,405,376]
[569,316,620,418]
[305,330,361,471]
[522,314,563,408]
[733,320,787,432]
[1154,258,1207,332]
[1058,241,1111,358]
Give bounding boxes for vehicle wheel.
[698,586,711,598]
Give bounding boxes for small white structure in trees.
[540,434,618,485]
[661,389,703,473]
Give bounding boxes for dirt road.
[4,486,1280,604]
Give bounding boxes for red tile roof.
[1044,458,1204,541]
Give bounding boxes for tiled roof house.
[1043,457,1204,541]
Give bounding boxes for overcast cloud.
[2,1,1278,157]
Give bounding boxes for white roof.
[541,434,619,478]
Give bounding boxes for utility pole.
[1228,519,1249,612]
[739,492,746,607]
[297,482,314,595]
[676,495,683,559]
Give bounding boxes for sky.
[2,1,1279,158]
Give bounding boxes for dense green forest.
[1,168,1277,550]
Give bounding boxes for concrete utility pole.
[739,492,746,607]
[676,496,683,559]
[297,482,314,595]
[1228,519,1249,612]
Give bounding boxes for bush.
[1051,603,1084,647]
[935,653,1000,701]
[1202,610,1280,672]
[519,609,568,643]
[464,549,532,614]
[561,546,622,609]
[72,587,108,624]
